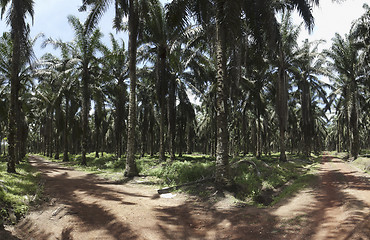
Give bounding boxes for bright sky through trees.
[294,0,368,48]
[0,0,368,59]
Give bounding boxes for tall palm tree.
[140,0,185,161]
[100,33,129,158]
[167,0,319,183]
[80,0,151,176]
[41,38,79,162]
[1,0,34,173]
[351,4,370,69]
[326,33,361,159]
[293,39,327,157]
[68,15,103,165]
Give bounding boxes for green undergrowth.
[330,151,370,173]
[141,157,215,186]
[37,152,320,206]
[352,157,370,173]
[231,153,320,206]
[0,156,42,225]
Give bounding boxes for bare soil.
[2,153,370,240]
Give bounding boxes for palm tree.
[80,0,152,176]
[41,39,79,162]
[293,39,327,157]
[0,32,12,156]
[100,33,129,158]
[326,33,361,159]
[68,15,103,165]
[167,0,319,183]
[351,4,370,69]
[1,0,34,173]
[140,0,187,161]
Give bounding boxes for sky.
[0,0,369,58]
[293,0,369,49]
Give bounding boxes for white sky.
[294,0,369,49]
[0,0,369,58]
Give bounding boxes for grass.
[231,153,321,205]
[0,155,42,225]
[329,150,370,173]
[38,151,321,206]
[352,157,370,173]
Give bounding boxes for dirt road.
[3,154,370,239]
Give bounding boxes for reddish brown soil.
[2,154,370,240]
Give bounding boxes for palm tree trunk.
[157,47,167,162]
[168,76,176,161]
[125,0,139,177]
[277,51,288,162]
[337,121,341,152]
[350,86,359,159]
[141,105,148,157]
[159,102,166,161]
[55,135,60,160]
[301,79,311,158]
[149,114,154,157]
[7,35,20,173]
[215,2,229,185]
[186,116,193,154]
[115,98,123,158]
[48,110,54,158]
[63,96,69,162]
[178,118,184,157]
[95,110,100,159]
[94,96,102,159]
[257,113,262,159]
[81,64,89,166]
[345,107,350,153]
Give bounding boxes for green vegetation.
[331,151,370,173]
[41,152,320,206]
[0,156,41,225]
[352,157,370,173]
[0,0,369,186]
[0,0,369,229]
[231,154,321,205]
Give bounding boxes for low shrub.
[150,160,215,186]
[0,159,41,224]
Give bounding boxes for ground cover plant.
[331,150,370,173]
[40,152,321,206]
[0,156,41,225]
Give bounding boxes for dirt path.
[273,153,370,239]
[4,154,370,240]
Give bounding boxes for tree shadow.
[155,201,282,240]
[15,156,147,239]
[281,155,370,239]
[153,155,370,240]
[15,154,369,240]
[0,228,21,240]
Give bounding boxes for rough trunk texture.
[159,103,166,161]
[277,51,288,162]
[168,76,176,161]
[7,34,20,173]
[301,79,312,158]
[350,83,359,159]
[81,64,89,166]
[141,103,149,157]
[215,2,230,185]
[157,47,167,162]
[63,96,69,162]
[186,117,192,154]
[125,0,139,177]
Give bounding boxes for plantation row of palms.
[0,0,369,185]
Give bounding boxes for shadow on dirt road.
[4,154,370,240]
